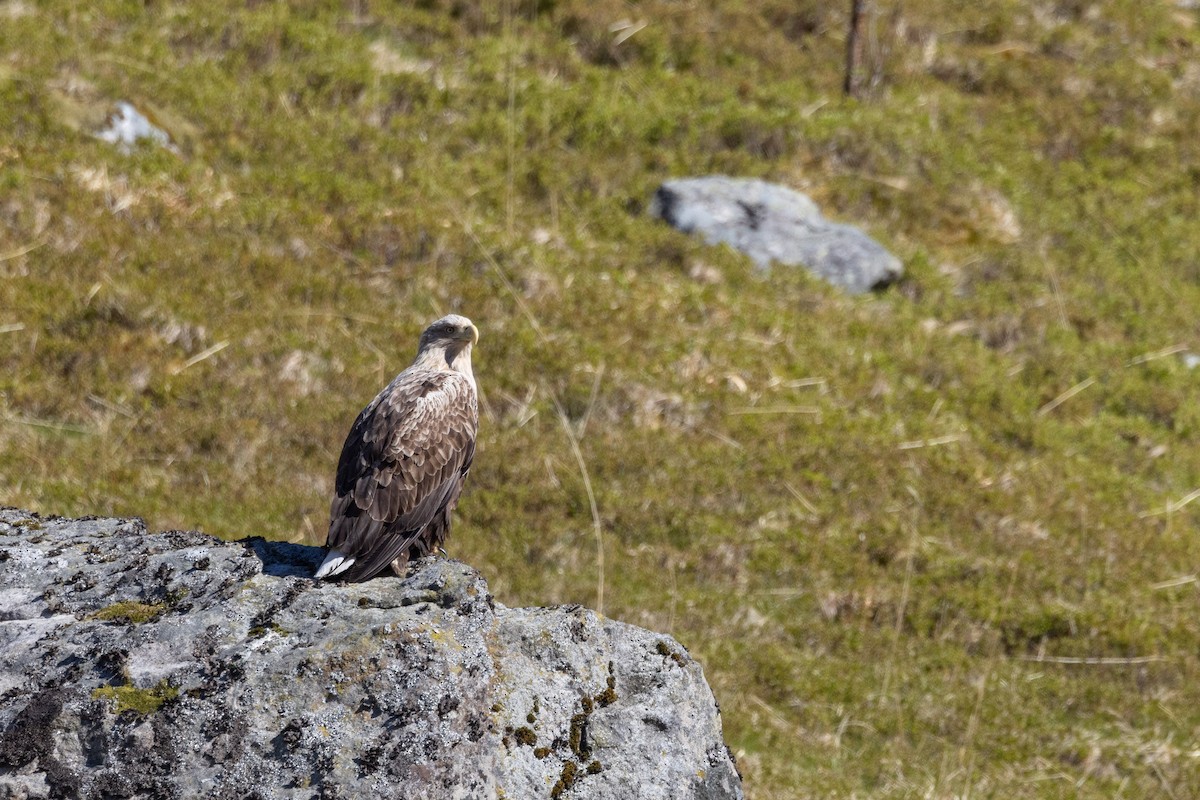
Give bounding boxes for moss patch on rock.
[90,601,168,624]
[91,681,179,715]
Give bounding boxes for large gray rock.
[0,509,741,800]
[652,176,902,293]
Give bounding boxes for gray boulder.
[96,102,176,154]
[0,509,742,800]
[651,176,902,293]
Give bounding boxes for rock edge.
[0,508,742,800]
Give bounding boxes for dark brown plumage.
[315,314,479,582]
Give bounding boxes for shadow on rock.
[240,537,325,578]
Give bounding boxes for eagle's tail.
[315,531,423,582]
[314,549,356,579]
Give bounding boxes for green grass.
[4,1,1200,796]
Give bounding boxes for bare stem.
[552,395,605,615]
[844,0,867,97]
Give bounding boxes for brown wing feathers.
[324,370,477,582]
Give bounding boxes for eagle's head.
[416,314,479,377]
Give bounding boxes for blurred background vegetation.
[3,0,1200,796]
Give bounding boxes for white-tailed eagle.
[314,314,479,582]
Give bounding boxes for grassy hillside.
[3,1,1200,796]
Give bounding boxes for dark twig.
[844,0,867,97]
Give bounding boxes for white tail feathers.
[314,549,356,579]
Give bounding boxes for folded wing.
[319,370,477,582]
